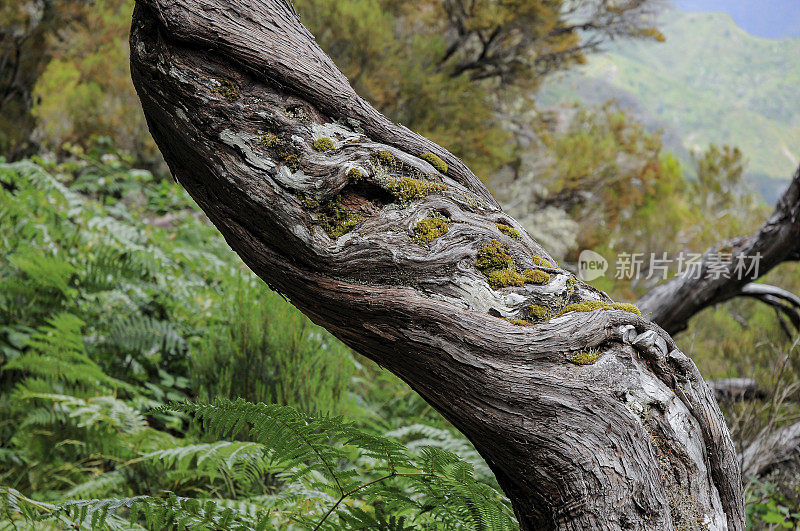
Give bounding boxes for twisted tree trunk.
[129,1,744,528]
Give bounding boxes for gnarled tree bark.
[129,1,744,528]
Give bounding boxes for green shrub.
[191,276,355,415]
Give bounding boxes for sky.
[673,0,800,39]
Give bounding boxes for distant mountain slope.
[674,0,800,39]
[541,8,800,200]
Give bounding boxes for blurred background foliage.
[1,0,799,528]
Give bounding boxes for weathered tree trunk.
[129,1,744,528]
[635,157,800,491]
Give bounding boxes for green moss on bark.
[387,177,446,201]
[413,215,451,244]
[347,168,363,182]
[571,349,600,365]
[373,151,396,165]
[300,196,364,238]
[312,137,335,152]
[526,305,549,320]
[530,255,554,268]
[259,131,280,147]
[558,300,641,316]
[495,223,521,239]
[522,269,550,285]
[420,152,448,173]
[476,240,515,271]
[209,79,240,102]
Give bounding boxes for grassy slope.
[541,9,800,199]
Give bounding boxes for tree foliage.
[0,0,87,158]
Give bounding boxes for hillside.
[541,8,800,201]
[675,0,800,39]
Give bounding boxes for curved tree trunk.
[129,1,745,528]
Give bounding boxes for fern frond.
[156,399,361,498]
[60,471,128,500]
[4,314,135,394]
[153,399,517,530]
[144,441,266,486]
[8,248,76,297]
[386,424,493,479]
[105,314,186,361]
[0,487,274,531]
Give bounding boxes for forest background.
[1,0,799,528]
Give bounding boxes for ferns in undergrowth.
[1,487,272,530]
[1,398,516,530]
[386,423,495,479]
[154,399,516,529]
[191,278,355,416]
[0,157,515,529]
[4,313,135,395]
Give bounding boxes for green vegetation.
[475,241,552,289]
[522,269,550,285]
[209,78,240,102]
[279,151,300,171]
[303,197,365,238]
[312,137,335,152]
[527,305,549,320]
[542,8,800,189]
[558,300,641,316]
[3,0,799,524]
[475,241,524,288]
[0,154,514,529]
[373,150,396,165]
[496,222,521,239]
[476,240,515,271]
[347,167,363,181]
[413,215,451,244]
[259,131,280,147]
[420,152,448,173]
[609,302,641,315]
[483,269,526,289]
[570,349,600,365]
[387,176,447,201]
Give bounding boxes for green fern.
[105,314,186,364]
[2,399,516,529]
[1,157,518,529]
[152,399,516,530]
[143,441,267,493]
[3,313,135,394]
[8,248,76,298]
[0,487,273,530]
[386,423,494,479]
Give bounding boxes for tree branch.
[639,166,800,334]
[708,378,766,402]
[741,422,800,479]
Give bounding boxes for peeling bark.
[129,1,744,528]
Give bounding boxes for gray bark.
[708,378,765,403]
[741,422,800,480]
[129,1,744,528]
